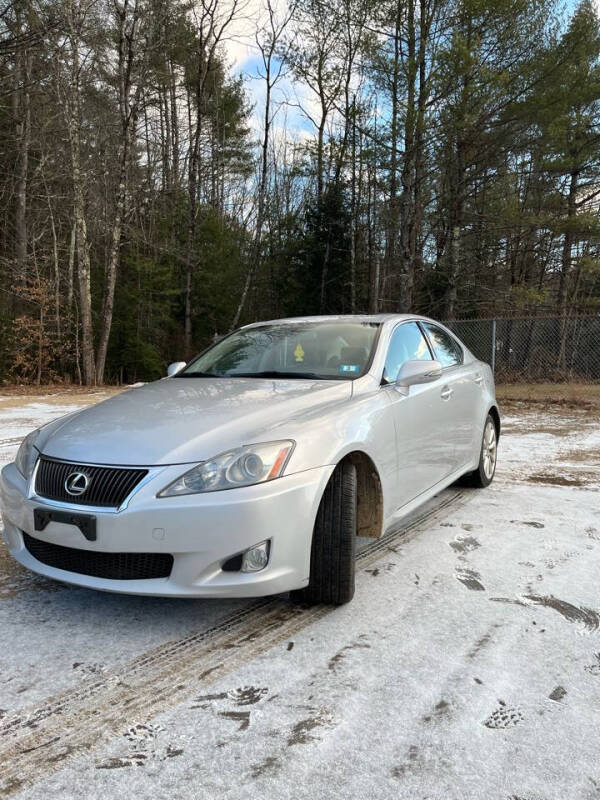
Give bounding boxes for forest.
[1,0,600,384]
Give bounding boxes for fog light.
[241,541,270,573]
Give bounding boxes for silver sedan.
[0,315,499,604]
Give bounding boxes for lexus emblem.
[64,471,90,497]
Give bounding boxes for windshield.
[180,321,381,380]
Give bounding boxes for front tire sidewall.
[292,461,357,606]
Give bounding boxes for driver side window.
[383,322,432,383]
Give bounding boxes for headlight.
[15,430,40,479]
[158,440,295,497]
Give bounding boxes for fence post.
[491,319,496,374]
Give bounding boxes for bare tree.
[13,7,32,286]
[60,0,100,384]
[96,0,153,383]
[183,0,245,355]
[230,0,296,330]
[286,0,345,203]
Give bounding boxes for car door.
[382,321,454,510]
[420,321,477,472]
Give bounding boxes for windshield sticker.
[340,364,360,374]
[294,343,305,362]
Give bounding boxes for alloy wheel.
[482,420,497,479]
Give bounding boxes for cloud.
[222,0,288,71]
[221,0,314,138]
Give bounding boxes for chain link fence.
[443,316,600,382]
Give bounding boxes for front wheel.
[464,414,498,488]
[291,461,357,605]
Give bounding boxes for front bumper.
[0,461,334,597]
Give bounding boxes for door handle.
[474,373,483,385]
[440,386,453,400]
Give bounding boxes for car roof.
[241,314,421,328]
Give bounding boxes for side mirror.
[167,361,187,377]
[395,360,442,394]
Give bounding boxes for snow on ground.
[0,392,117,469]
[0,393,599,800]
[500,402,600,491]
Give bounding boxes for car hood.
[38,377,352,466]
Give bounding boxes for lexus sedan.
[0,315,499,605]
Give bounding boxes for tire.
[291,461,357,605]
[463,413,498,488]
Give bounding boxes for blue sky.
[225,0,600,142]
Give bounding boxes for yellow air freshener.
[294,343,305,362]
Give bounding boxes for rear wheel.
[291,461,357,605]
[464,414,497,488]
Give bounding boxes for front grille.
[23,533,173,580]
[35,458,148,508]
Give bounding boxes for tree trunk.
[442,11,472,321]
[44,177,61,341]
[67,221,76,310]
[184,67,205,356]
[14,41,31,286]
[349,96,356,313]
[398,0,416,312]
[96,0,146,383]
[95,146,129,383]
[557,169,579,368]
[383,0,402,309]
[230,52,272,331]
[67,11,96,385]
[411,44,427,297]
[169,58,180,186]
[557,169,578,317]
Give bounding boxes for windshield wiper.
[232,371,325,380]
[177,371,220,378]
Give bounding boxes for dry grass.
[0,384,125,397]
[0,386,126,413]
[1,380,599,412]
[496,383,600,411]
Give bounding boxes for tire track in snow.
[0,489,467,796]
[522,594,600,635]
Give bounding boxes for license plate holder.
[34,508,97,542]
